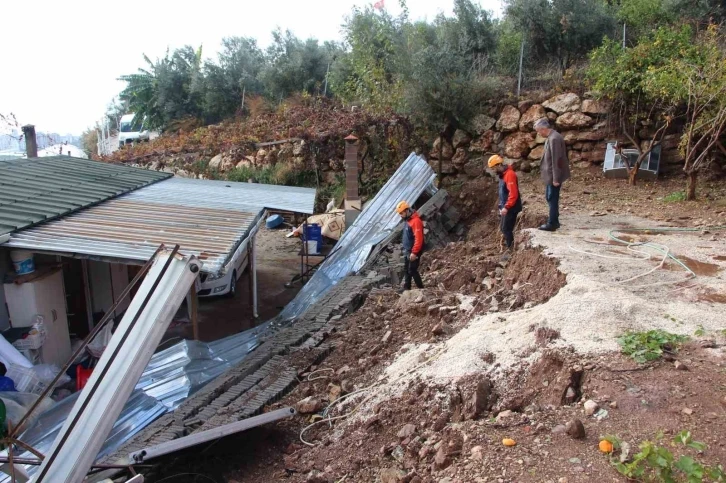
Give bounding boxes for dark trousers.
[546,184,561,227]
[403,254,424,290]
[500,206,521,248]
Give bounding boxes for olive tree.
[645,25,726,199]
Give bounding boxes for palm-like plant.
[119,46,203,131]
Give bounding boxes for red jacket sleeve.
[410,217,424,255]
[504,170,519,210]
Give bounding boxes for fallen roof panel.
[34,248,200,482]
[277,152,436,321]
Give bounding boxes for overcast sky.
[0,0,502,136]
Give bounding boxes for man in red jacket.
[489,155,522,251]
[396,200,424,291]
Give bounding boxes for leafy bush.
[618,329,688,363]
[605,431,726,481]
[664,191,686,203]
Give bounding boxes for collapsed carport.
[2,176,316,341]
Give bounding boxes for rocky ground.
[147,173,726,483]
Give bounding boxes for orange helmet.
[395,200,410,214]
[488,155,504,168]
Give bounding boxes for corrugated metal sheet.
[0,156,170,236]
[278,152,436,321]
[4,198,260,273]
[3,177,316,273]
[125,177,317,214]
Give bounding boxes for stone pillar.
[344,134,361,228]
[22,124,37,158]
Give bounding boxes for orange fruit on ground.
[599,440,614,453]
[502,438,516,447]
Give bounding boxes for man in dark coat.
[534,118,570,231]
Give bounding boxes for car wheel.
[227,271,237,297]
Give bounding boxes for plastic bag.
[0,391,55,432]
[87,323,113,358]
[31,364,72,387]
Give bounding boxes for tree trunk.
[686,170,697,201]
[437,134,443,188]
[627,167,638,186]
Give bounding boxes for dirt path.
[165,227,303,343]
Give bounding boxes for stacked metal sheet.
[0,329,263,480]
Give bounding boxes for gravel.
[378,213,726,393]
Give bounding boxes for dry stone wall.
[428,92,619,181]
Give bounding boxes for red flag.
[373,0,385,10]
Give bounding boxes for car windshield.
[120,117,143,132]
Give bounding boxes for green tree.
[332,5,409,112]
[494,19,526,76]
[119,45,203,130]
[505,0,617,74]
[202,37,265,122]
[587,26,698,184]
[403,1,502,133]
[644,25,726,199]
[259,30,342,100]
[616,0,674,38]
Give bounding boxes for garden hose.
[608,225,726,279]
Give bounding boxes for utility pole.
[241,85,246,113]
[622,23,626,49]
[324,61,331,97]
[517,39,525,98]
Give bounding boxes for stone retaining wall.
[428,92,688,180]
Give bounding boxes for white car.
[197,246,249,298]
[118,113,150,148]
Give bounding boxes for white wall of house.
[88,261,130,317]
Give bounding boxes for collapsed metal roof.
[0,156,171,237]
[278,152,436,321]
[2,177,316,273]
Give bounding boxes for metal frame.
[34,247,200,482]
[129,407,296,463]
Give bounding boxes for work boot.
[538,224,557,232]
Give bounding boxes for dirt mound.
[502,245,567,305]
[450,178,499,224]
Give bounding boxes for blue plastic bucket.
[266,214,284,229]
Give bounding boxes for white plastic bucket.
[10,250,35,275]
[306,240,319,255]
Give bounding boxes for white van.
[118,114,150,148]
[197,245,249,298]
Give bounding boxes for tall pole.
[622,23,626,49]
[324,61,331,97]
[517,39,525,98]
